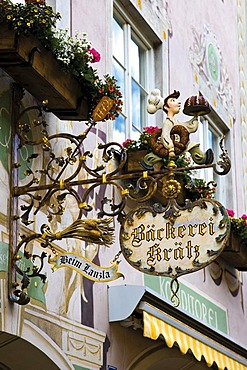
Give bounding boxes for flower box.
[221,232,247,270]
[0,25,88,120]
[125,149,148,172]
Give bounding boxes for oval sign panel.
[120,199,230,278]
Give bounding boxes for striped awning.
[143,310,247,370]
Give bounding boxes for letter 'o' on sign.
[119,199,230,278]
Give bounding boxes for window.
[198,116,228,204]
[112,10,153,143]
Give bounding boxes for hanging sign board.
[120,199,230,278]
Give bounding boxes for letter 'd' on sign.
[119,199,230,278]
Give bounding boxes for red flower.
[122,139,134,148]
[143,126,159,134]
[241,214,247,219]
[226,209,235,217]
[88,48,101,63]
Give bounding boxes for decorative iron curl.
[44,186,83,222]
[80,150,106,177]
[98,142,127,176]
[213,136,231,175]
[170,277,180,307]
[80,181,127,217]
[9,232,48,304]
[45,133,84,183]
[19,192,42,225]
[126,173,158,203]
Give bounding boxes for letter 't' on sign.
[119,199,230,278]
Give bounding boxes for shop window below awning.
[108,285,247,370]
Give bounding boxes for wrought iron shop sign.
[120,199,230,278]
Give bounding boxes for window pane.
[130,39,140,81]
[208,129,213,149]
[198,120,205,151]
[130,37,146,85]
[113,59,125,113]
[113,18,124,65]
[131,80,141,131]
[113,114,126,143]
[131,125,141,140]
[131,79,147,132]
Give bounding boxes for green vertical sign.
[0,242,9,272]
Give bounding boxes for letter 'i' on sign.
[119,199,230,279]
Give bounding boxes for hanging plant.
[226,209,247,245]
[0,0,123,121]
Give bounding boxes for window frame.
[198,114,229,204]
[112,5,154,141]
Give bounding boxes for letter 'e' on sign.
[119,199,230,278]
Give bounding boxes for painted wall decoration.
[189,25,235,125]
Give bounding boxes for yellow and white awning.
[143,310,247,370]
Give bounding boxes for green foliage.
[0,0,60,49]
[229,215,247,245]
[185,178,217,200]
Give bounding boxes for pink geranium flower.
[143,126,159,134]
[226,209,235,217]
[241,214,247,219]
[88,48,101,63]
[122,139,133,148]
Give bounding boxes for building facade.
[0,0,247,369]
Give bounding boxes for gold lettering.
[188,224,197,237]
[174,247,184,260]
[178,225,186,238]
[194,245,200,259]
[156,228,164,241]
[146,228,155,242]
[147,246,155,266]
[147,244,161,265]
[93,97,114,121]
[131,224,145,247]
[163,248,172,261]
[166,223,176,239]
[208,218,215,235]
[186,240,193,259]
[199,222,207,236]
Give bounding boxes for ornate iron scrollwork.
[9,86,231,306]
